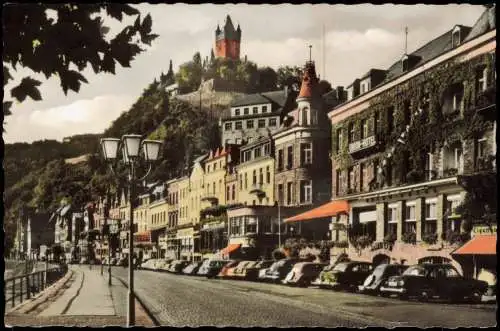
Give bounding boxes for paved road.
[110,267,496,328]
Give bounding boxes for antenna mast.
[404,26,408,54]
[323,24,326,81]
[309,45,312,62]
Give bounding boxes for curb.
[7,269,74,315]
[112,275,160,326]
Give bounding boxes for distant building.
[215,15,241,60]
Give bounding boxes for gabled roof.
[463,6,495,43]
[231,90,287,108]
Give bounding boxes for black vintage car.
[380,263,488,302]
[359,264,409,295]
[311,261,373,291]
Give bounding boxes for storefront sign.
[472,225,497,236]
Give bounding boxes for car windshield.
[444,266,461,277]
[403,266,427,276]
[209,260,223,267]
[332,263,349,272]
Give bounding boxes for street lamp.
[100,135,162,327]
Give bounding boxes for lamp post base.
[127,289,135,326]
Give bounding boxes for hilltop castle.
[214,15,241,60]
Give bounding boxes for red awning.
[134,231,151,243]
[284,200,349,223]
[452,235,496,255]
[221,244,241,255]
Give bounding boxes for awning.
[284,200,349,223]
[452,235,496,255]
[221,244,241,256]
[134,231,151,243]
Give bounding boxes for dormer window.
[402,55,410,72]
[452,27,461,48]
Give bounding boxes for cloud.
[4,94,135,143]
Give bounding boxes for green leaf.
[11,77,42,102]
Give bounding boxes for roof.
[298,61,319,99]
[284,200,349,223]
[452,235,496,255]
[359,68,386,80]
[231,90,286,107]
[463,6,495,43]
[193,153,209,164]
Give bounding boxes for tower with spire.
[296,47,321,127]
[214,15,241,60]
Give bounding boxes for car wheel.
[469,290,482,304]
[379,291,389,298]
[350,285,359,293]
[398,293,408,300]
[418,290,430,302]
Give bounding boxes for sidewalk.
[5,265,155,327]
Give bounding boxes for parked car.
[182,261,203,275]
[118,256,128,267]
[198,259,234,278]
[259,258,300,283]
[359,264,409,295]
[237,260,274,281]
[380,263,488,302]
[282,262,328,287]
[169,260,190,273]
[311,261,373,291]
[217,260,241,278]
[140,259,156,270]
[221,261,254,279]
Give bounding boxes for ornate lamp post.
[100,135,162,327]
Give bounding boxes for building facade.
[328,8,496,273]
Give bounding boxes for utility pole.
[322,23,326,81]
[405,26,408,54]
[309,45,312,62]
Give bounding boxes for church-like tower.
[214,15,241,60]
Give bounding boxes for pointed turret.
[298,61,319,100]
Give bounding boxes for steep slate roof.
[231,90,287,108]
[463,6,495,42]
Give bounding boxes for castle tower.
[214,15,241,60]
[297,59,321,127]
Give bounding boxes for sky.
[3,4,486,143]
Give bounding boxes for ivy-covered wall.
[331,51,496,198]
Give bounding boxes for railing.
[4,264,68,309]
[348,135,377,154]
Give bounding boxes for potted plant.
[333,240,348,248]
[422,232,438,245]
[402,232,416,244]
[383,233,396,244]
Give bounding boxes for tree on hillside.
[3,3,159,116]
[277,66,303,91]
[318,80,333,95]
[256,67,278,92]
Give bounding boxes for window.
[360,163,366,192]
[262,105,268,113]
[213,163,217,170]
[259,168,264,184]
[229,217,240,235]
[347,167,355,191]
[277,149,284,171]
[252,107,258,114]
[244,150,252,162]
[235,121,242,130]
[477,138,487,159]
[269,118,277,127]
[239,174,243,188]
[361,119,369,139]
[246,217,257,233]
[244,107,249,115]
[252,170,257,185]
[452,91,463,112]
[286,182,293,205]
[219,179,222,193]
[477,67,488,92]
[224,122,232,131]
[299,180,312,204]
[425,202,437,220]
[244,173,248,189]
[300,143,312,165]
[254,147,261,158]
[246,120,254,129]
[361,84,365,94]
[405,203,416,221]
[402,57,409,72]
[277,184,284,204]
[258,119,266,128]
[235,109,240,116]
[387,206,398,224]
[260,216,272,233]
[335,169,341,196]
[287,146,294,169]
[231,184,236,200]
[452,30,461,47]
[264,143,270,155]
[266,166,271,183]
[301,107,309,126]
[348,123,355,143]
[336,129,343,154]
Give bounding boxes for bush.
[422,232,438,244]
[352,235,374,250]
[444,229,470,245]
[402,232,416,244]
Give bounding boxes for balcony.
[348,135,377,154]
[249,182,266,196]
[200,193,218,204]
